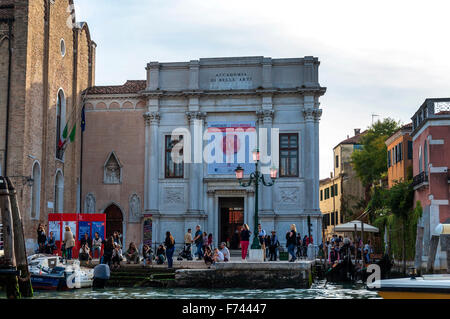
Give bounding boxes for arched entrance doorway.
[104,204,123,240]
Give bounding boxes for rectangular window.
[330,186,334,197]
[340,211,344,224]
[323,214,328,227]
[387,150,391,167]
[335,212,339,225]
[397,145,400,163]
[335,155,339,168]
[165,135,184,178]
[399,142,403,161]
[279,133,299,177]
[334,184,338,196]
[320,189,323,201]
[407,141,413,160]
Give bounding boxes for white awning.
[334,220,379,233]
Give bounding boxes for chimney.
[354,128,361,136]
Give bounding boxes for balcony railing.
[412,171,429,188]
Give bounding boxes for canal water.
[29,281,381,299]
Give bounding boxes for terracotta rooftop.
[86,80,146,95]
[320,177,332,184]
[401,122,412,130]
[334,130,367,148]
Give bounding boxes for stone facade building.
[411,98,450,269]
[0,0,95,252]
[320,129,365,239]
[83,56,326,249]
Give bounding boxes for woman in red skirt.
[240,224,251,260]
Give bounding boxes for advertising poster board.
[62,221,77,241]
[143,215,152,246]
[48,221,61,241]
[47,214,106,257]
[206,121,256,175]
[78,221,92,240]
[92,221,105,240]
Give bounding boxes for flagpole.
[80,96,86,214]
[80,115,83,214]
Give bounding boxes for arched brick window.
[56,89,66,160]
[31,161,41,219]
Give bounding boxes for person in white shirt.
[219,242,230,262]
[213,248,224,263]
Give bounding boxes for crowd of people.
[324,234,374,265]
[36,222,337,269]
[184,226,230,267]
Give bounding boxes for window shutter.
[408,141,413,160]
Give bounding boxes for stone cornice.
[85,93,143,100]
[139,86,326,99]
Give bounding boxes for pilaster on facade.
[186,111,207,123]
[262,57,273,89]
[143,111,160,126]
[256,109,275,125]
[302,108,315,122]
[313,109,323,123]
[188,60,200,91]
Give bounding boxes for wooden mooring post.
[0,176,20,299]
[427,235,440,273]
[414,226,424,274]
[6,177,33,297]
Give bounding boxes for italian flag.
[58,122,76,151]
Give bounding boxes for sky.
[74,0,450,179]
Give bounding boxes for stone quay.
[173,261,314,289]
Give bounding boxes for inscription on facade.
[209,72,253,90]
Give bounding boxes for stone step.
[110,273,175,280]
[230,250,242,257]
[111,268,175,274]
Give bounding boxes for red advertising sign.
[47,213,106,258]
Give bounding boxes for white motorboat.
[27,254,93,290]
[370,274,450,299]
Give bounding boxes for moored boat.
[27,254,93,290]
[369,274,450,299]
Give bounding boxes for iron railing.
[412,171,428,188]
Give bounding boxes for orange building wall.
[387,133,412,188]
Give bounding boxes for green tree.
[374,187,422,274]
[351,118,400,208]
[386,180,414,273]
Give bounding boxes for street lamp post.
[234,149,277,249]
